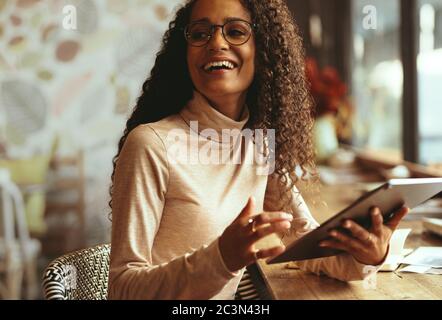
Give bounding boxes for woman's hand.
[218,196,293,273]
[319,206,409,265]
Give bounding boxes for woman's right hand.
[218,196,293,273]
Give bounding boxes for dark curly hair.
[109,0,318,215]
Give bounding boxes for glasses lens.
[224,21,252,45]
[186,22,211,46]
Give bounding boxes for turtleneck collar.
[179,90,250,143]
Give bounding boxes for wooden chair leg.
[24,258,39,300]
[6,265,23,300]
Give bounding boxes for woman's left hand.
[319,206,409,265]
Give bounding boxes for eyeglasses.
[184,19,256,47]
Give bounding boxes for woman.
[108,0,408,300]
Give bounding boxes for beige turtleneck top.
[108,91,382,300]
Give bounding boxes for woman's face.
[187,0,256,101]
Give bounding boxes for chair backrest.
[0,168,32,255]
[42,244,110,300]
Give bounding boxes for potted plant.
[305,57,353,163]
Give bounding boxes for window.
[418,0,442,166]
[351,0,403,159]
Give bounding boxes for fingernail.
[329,231,337,237]
[319,242,327,247]
[343,221,351,228]
[284,213,293,221]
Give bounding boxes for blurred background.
[0,0,441,299]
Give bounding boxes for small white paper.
[380,229,412,271]
[389,229,411,255]
[399,265,442,275]
[400,265,430,273]
[401,247,442,268]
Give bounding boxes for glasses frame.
[184,19,257,47]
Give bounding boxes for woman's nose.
[208,27,229,51]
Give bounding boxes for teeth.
[204,61,235,71]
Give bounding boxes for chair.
[42,243,265,300]
[42,150,86,256]
[0,169,41,299]
[42,244,110,300]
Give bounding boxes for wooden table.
[256,183,442,300]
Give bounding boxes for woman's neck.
[201,91,247,121]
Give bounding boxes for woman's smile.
[201,57,239,76]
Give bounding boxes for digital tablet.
[267,178,442,264]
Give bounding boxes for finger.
[319,240,350,252]
[254,245,285,261]
[370,207,384,237]
[253,211,293,227]
[342,219,371,243]
[386,206,409,230]
[237,196,256,225]
[328,230,367,251]
[250,220,291,242]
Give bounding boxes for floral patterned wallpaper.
[0,0,184,244]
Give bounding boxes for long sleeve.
[263,174,386,282]
[108,125,239,300]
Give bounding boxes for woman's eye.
[191,31,209,40]
[227,29,246,37]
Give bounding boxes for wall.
[0,0,184,245]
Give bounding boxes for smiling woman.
[186,0,256,121]
[107,0,409,300]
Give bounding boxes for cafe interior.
[0,0,441,300]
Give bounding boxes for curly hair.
[109,0,318,215]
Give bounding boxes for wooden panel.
[401,0,420,162]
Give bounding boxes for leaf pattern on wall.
[19,51,43,68]
[55,40,81,62]
[16,0,41,8]
[30,12,43,28]
[10,14,22,26]
[116,27,163,78]
[71,0,99,34]
[0,0,183,246]
[52,71,92,116]
[154,5,168,21]
[8,35,27,52]
[0,0,8,12]
[37,69,53,81]
[1,80,48,136]
[41,23,58,42]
